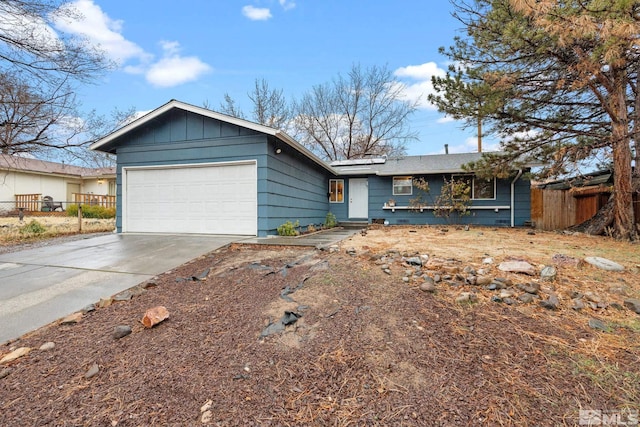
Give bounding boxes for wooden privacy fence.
[531,186,639,231]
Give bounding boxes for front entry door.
[348,178,368,219]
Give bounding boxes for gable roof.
[90,99,336,174]
[0,154,115,178]
[331,152,490,176]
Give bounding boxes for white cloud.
[54,0,148,65]
[52,1,211,88]
[145,41,212,87]
[279,0,296,11]
[394,62,446,80]
[394,62,447,110]
[242,5,272,21]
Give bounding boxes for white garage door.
[123,161,257,235]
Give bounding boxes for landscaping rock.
[419,281,436,293]
[490,296,502,303]
[142,306,170,328]
[608,286,629,296]
[475,276,493,286]
[85,363,99,379]
[98,298,113,308]
[583,292,602,304]
[571,298,585,311]
[0,367,11,379]
[503,297,516,305]
[0,347,31,364]
[463,266,476,275]
[39,342,55,351]
[404,256,422,266]
[140,280,158,289]
[60,312,82,325]
[482,257,494,264]
[113,325,132,339]
[500,289,516,299]
[540,266,557,281]
[81,304,96,314]
[113,290,134,302]
[518,293,535,304]
[552,254,580,267]
[517,283,540,295]
[584,256,624,272]
[588,318,610,332]
[539,294,560,310]
[455,292,477,303]
[494,277,512,286]
[623,298,640,314]
[498,260,536,275]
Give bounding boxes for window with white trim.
[393,176,413,195]
[329,179,344,203]
[473,177,496,200]
[452,174,495,200]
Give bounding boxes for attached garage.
[123,161,257,235]
[91,100,334,236]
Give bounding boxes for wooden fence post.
[78,205,83,232]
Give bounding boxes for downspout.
[510,169,523,227]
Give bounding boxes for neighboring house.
[0,154,116,213]
[90,99,532,237]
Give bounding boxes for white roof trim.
[90,99,336,174]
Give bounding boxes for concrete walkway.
[241,227,362,248]
[0,234,240,344]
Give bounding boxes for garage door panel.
[124,162,257,235]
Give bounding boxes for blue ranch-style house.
[91,100,531,237]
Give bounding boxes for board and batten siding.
[111,109,330,236]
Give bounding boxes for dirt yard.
[0,216,115,246]
[0,226,639,426]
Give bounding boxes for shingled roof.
[331,152,489,176]
[0,155,115,178]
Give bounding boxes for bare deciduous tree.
[216,94,246,120]
[292,64,418,161]
[248,78,289,129]
[0,0,112,159]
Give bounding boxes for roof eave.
[91,99,336,174]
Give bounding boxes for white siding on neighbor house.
[81,179,113,198]
[122,161,258,235]
[0,171,77,203]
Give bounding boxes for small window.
[473,177,495,199]
[329,179,344,203]
[393,176,412,195]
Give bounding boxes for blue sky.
[56,0,494,156]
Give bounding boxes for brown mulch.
[1,239,638,426]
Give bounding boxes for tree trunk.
[610,69,637,240]
[571,196,615,235]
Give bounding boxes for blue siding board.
[263,139,330,235]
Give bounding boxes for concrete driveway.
[0,233,241,344]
